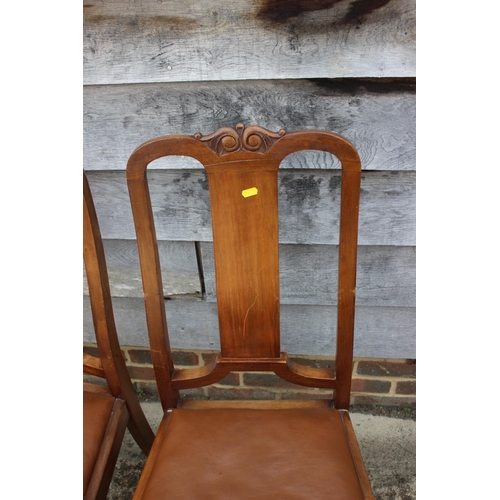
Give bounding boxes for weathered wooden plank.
[85,240,414,306]
[83,79,415,172]
[83,266,201,298]
[83,0,415,85]
[83,240,201,297]
[83,296,415,359]
[101,239,198,271]
[85,169,416,246]
[201,243,415,308]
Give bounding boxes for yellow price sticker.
[242,187,258,198]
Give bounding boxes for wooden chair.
[126,124,374,499]
[83,171,155,500]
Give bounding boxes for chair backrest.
[83,171,154,454]
[126,124,361,411]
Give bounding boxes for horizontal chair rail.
[172,353,336,390]
[83,353,105,378]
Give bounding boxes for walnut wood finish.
[339,410,376,500]
[83,353,105,378]
[171,353,336,390]
[126,124,373,499]
[127,124,361,410]
[84,391,128,500]
[177,399,333,410]
[84,172,155,499]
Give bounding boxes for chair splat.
[206,162,281,359]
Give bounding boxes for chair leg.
[126,401,155,456]
[338,410,375,500]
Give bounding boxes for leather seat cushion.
[141,408,365,500]
[83,389,117,495]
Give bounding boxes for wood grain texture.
[178,399,332,409]
[206,164,281,358]
[100,239,198,271]
[131,411,173,500]
[83,79,415,172]
[83,171,155,493]
[125,127,362,406]
[84,398,129,500]
[83,266,201,298]
[339,410,376,500]
[83,240,201,297]
[83,353,105,378]
[83,0,415,85]
[83,296,416,358]
[171,353,336,390]
[86,169,415,246]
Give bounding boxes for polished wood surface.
[127,124,361,410]
[84,171,154,499]
[171,353,335,390]
[83,353,105,378]
[126,124,373,499]
[206,163,281,358]
[177,399,333,410]
[84,171,155,451]
[84,397,128,500]
[338,410,376,500]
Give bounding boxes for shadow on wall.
[257,0,393,26]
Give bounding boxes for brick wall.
[84,343,415,408]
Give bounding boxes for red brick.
[172,350,200,366]
[357,359,416,378]
[351,378,391,394]
[278,391,332,401]
[242,373,301,389]
[127,348,152,365]
[396,380,416,395]
[127,365,156,381]
[206,387,276,400]
[215,373,240,387]
[289,357,336,370]
[201,352,219,364]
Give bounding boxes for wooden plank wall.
[83,0,416,359]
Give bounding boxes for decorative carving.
[194,123,286,155]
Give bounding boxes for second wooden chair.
[83,172,155,500]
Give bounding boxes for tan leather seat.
[83,389,123,496]
[140,408,365,500]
